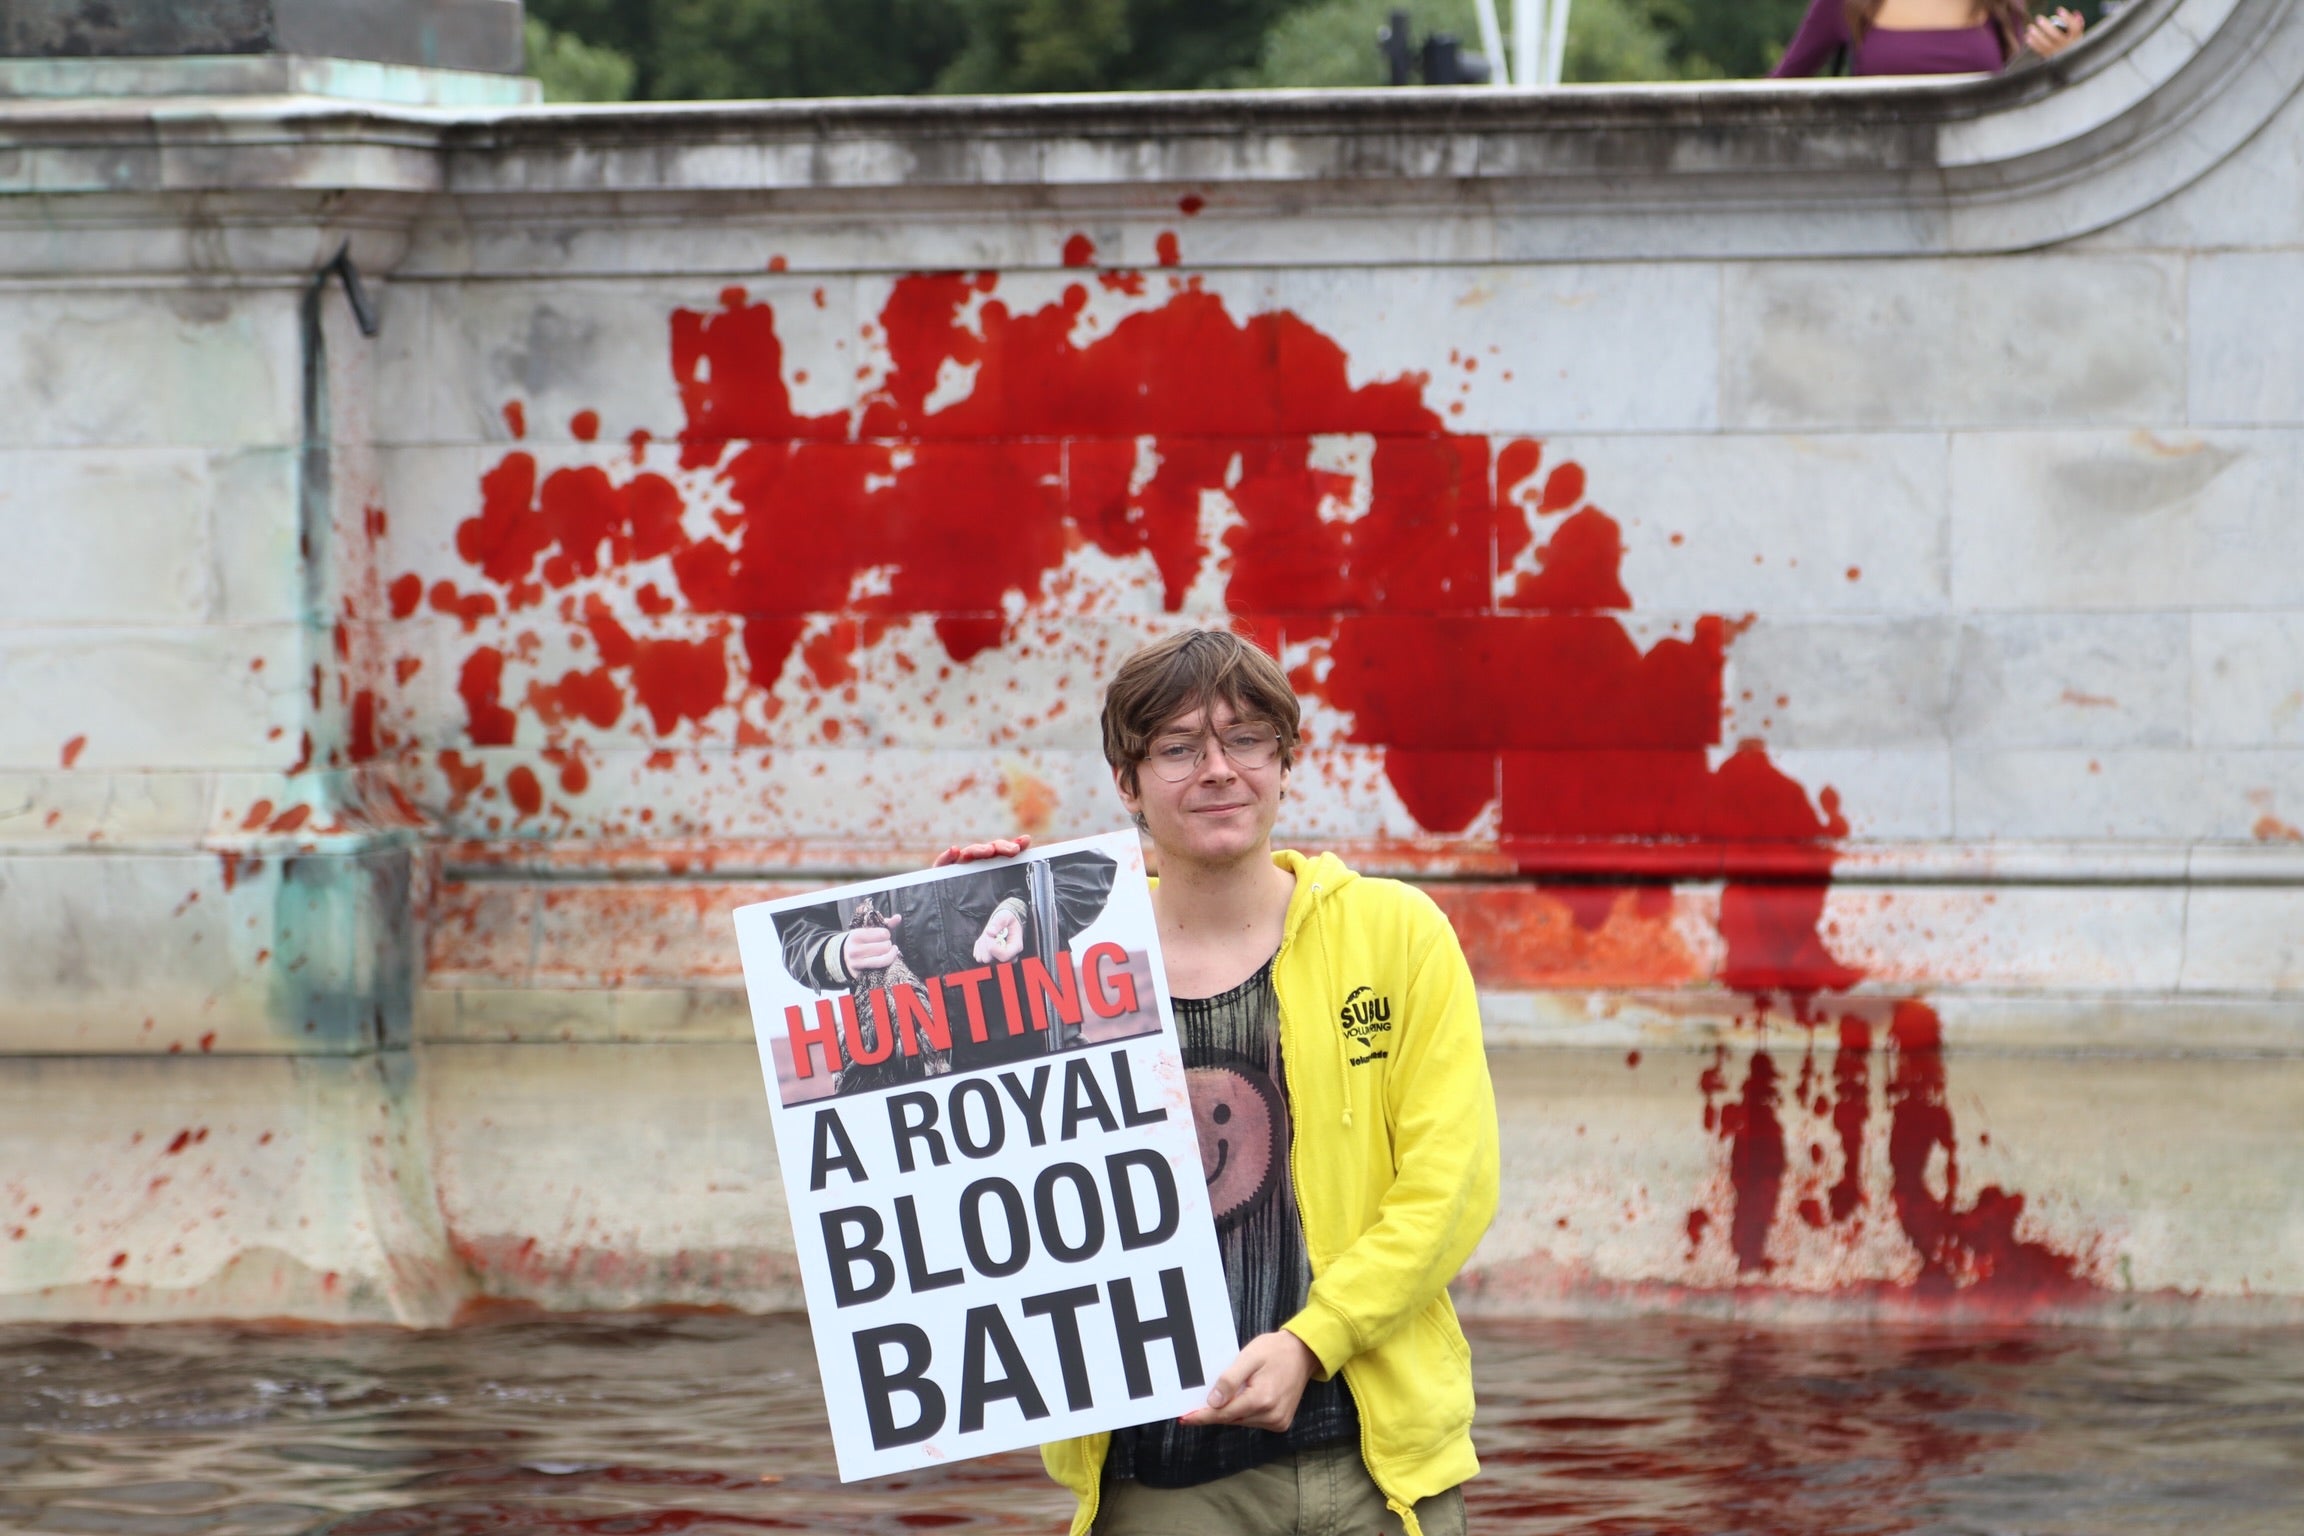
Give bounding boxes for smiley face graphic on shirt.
[1187,1055,1287,1229]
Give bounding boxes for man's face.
[1116,699,1288,868]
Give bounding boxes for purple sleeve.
[1770,0,1850,77]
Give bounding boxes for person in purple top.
[1772,0,2087,77]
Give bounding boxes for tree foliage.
[528,0,2107,97]
[525,0,968,98]
[529,0,1299,98]
[525,16,639,102]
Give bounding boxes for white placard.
[733,829,1236,1480]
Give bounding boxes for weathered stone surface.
[1722,256,2186,430]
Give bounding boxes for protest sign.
[732,829,1236,1480]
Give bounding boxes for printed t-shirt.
[1104,955,1358,1488]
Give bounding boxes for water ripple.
[0,1315,2300,1533]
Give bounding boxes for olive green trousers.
[1094,1443,1467,1536]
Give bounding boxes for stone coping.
[0,0,2287,263]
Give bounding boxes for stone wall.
[4,0,2302,1322]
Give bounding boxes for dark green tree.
[526,0,970,98]
[938,0,1309,92]
[1635,0,1804,77]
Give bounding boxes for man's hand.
[842,915,902,973]
[973,901,1026,964]
[1178,1330,1319,1432]
[933,835,1032,868]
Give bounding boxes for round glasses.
[1143,727,1284,783]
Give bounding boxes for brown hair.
[1845,0,2025,56]
[1100,629,1301,795]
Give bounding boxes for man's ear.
[1112,763,1140,820]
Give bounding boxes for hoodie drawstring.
[1307,884,1352,1130]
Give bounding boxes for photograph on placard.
[762,848,1161,1107]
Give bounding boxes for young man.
[952,629,1498,1536]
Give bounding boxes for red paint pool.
[2,1313,2297,1533]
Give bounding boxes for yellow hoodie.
[1041,849,1501,1536]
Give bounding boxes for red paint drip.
[502,401,526,438]
[348,690,378,763]
[1720,1052,1785,1273]
[1827,1014,1871,1222]
[1154,231,1181,267]
[1886,1001,2088,1297]
[1061,233,1096,267]
[60,735,86,768]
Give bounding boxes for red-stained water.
[3,1313,2298,1534]
[403,256,2098,1305]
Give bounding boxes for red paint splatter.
[539,276,1848,913]
[767,254,788,272]
[505,765,543,817]
[459,648,519,746]
[502,401,527,438]
[1061,233,1096,267]
[348,690,378,763]
[571,409,600,441]
[1178,194,1205,216]
[60,735,86,768]
[544,747,591,796]
[240,800,275,831]
[268,804,311,835]
[109,1252,127,1269]
[388,573,423,618]
[429,581,499,630]
[433,272,2095,1304]
[197,1032,216,1054]
[529,666,625,730]
[438,750,486,810]
[1154,231,1181,267]
[164,1130,192,1154]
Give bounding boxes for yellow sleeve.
[1284,901,1499,1374]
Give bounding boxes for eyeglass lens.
[1147,730,1279,781]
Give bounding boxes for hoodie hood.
[1274,847,1359,945]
